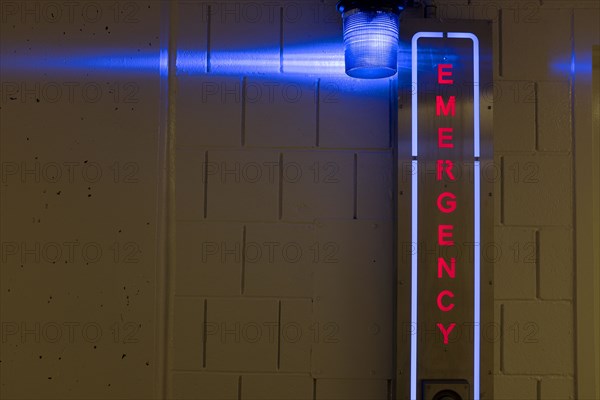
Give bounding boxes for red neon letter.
[436,96,456,116]
[438,64,454,84]
[436,160,455,181]
[437,323,457,345]
[438,257,456,278]
[437,192,457,213]
[437,290,455,312]
[438,127,454,149]
[438,225,454,246]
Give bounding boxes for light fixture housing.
[337,0,406,79]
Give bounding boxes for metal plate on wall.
[396,19,494,400]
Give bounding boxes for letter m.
[436,96,456,116]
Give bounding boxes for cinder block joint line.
[277,300,282,370]
[203,151,209,219]
[535,230,540,299]
[500,156,505,224]
[316,79,321,148]
[202,298,208,369]
[498,8,503,77]
[534,82,539,151]
[500,303,505,373]
[206,6,212,72]
[353,153,358,220]
[279,153,284,220]
[241,225,247,294]
[241,77,247,146]
[279,6,284,73]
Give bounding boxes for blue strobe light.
[337,0,405,79]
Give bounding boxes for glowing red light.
[437,64,454,84]
[435,64,457,344]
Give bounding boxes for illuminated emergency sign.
[434,61,461,345]
[400,22,493,400]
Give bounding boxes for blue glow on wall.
[176,44,346,76]
[0,50,167,76]
[341,10,399,79]
[2,41,346,78]
[550,55,593,77]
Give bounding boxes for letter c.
[437,290,455,312]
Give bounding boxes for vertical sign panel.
[397,20,493,400]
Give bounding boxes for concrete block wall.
[0,2,163,398]
[170,0,600,398]
[1,0,598,399]
[170,1,396,399]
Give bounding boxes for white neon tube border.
[410,31,481,400]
